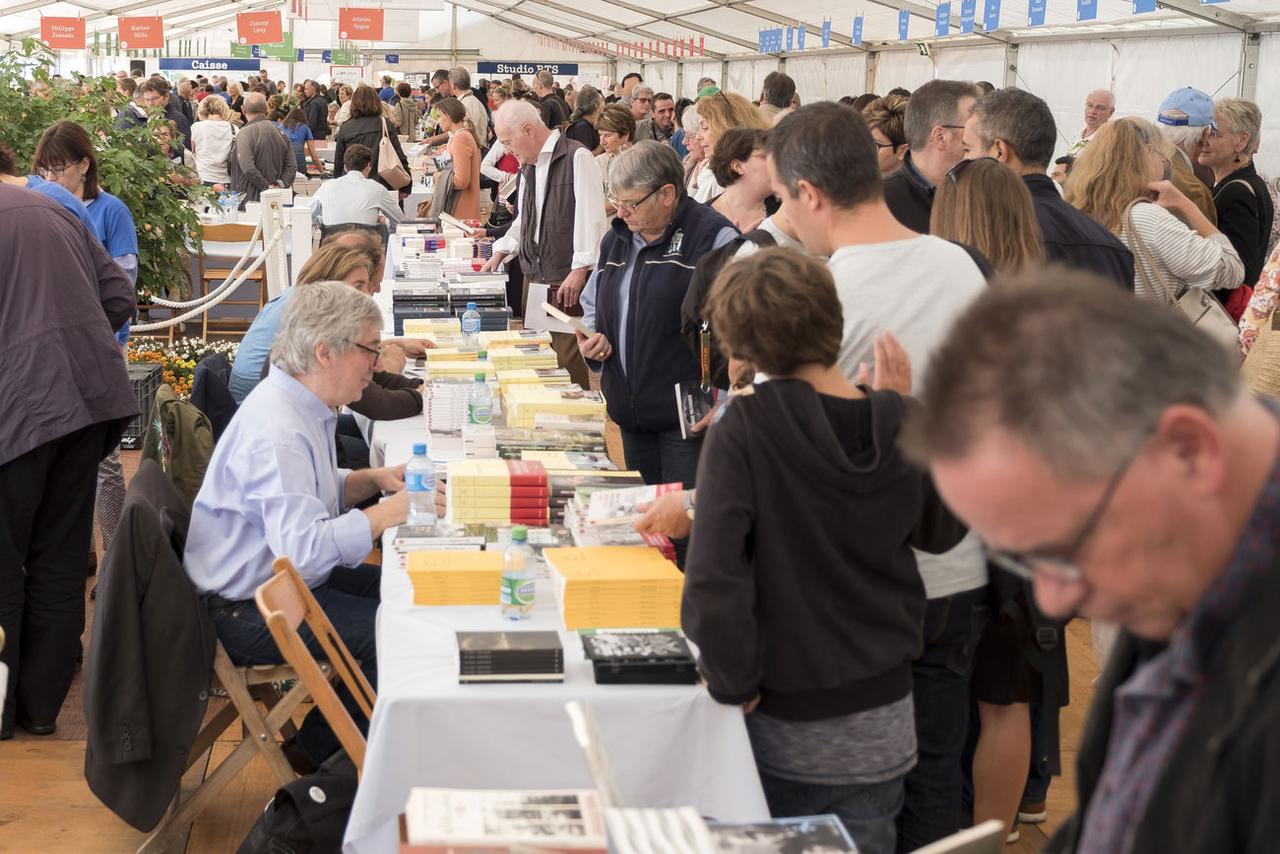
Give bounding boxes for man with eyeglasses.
[767,102,989,850]
[635,92,676,145]
[882,79,979,234]
[901,272,1280,854]
[482,99,606,388]
[963,87,1134,290]
[186,282,408,771]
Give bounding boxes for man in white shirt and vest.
[483,100,606,388]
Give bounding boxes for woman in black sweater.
[333,84,410,192]
[681,248,964,854]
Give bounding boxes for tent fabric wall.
[930,45,1006,87]
[682,61,722,98]
[726,59,776,103]
[873,51,936,94]
[787,54,867,103]
[1254,33,1280,177]
[641,62,677,98]
[1110,35,1242,121]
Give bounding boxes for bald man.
[1070,89,1115,154]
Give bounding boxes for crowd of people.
[4,59,1280,854]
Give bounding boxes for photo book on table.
[403,787,606,853]
[456,630,565,683]
[579,629,698,685]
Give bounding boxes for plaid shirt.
[1078,446,1280,853]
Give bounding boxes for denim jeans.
[759,771,905,854]
[1023,701,1053,803]
[895,586,989,852]
[209,564,380,764]
[619,427,703,566]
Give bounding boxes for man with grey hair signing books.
[902,270,1280,854]
[185,281,408,770]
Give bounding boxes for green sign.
[259,32,295,61]
[230,42,253,58]
[329,48,357,65]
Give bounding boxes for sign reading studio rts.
[476,61,579,76]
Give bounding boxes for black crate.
[121,363,162,449]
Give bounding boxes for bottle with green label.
[500,525,536,620]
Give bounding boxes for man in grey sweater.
[231,92,295,205]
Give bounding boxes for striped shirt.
[1121,201,1243,303]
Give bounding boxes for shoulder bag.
[1125,200,1242,361]
[377,118,411,190]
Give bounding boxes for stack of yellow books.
[424,348,480,363]
[447,459,550,525]
[427,361,496,380]
[403,317,462,337]
[405,551,504,606]
[478,329,553,349]
[487,345,561,371]
[543,547,684,630]
[504,385,606,429]
[495,368,572,392]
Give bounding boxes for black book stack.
[392,285,451,335]
[580,629,698,685]
[457,630,565,684]
[452,305,514,331]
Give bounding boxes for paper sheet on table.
[524,282,578,335]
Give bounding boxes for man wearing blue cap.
[1156,87,1218,226]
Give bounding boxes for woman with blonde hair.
[190,93,236,187]
[1065,117,1242,303]
[931,157,1045,276]
[433,97,482,220]
[1199,98,1273,313]
[334,84,356,126]
[692,91,768,203]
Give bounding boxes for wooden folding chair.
[136,645,326,854]
[255,557,376,773]
[196,222,268,339]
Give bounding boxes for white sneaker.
[1005,828,1021,844]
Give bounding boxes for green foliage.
[0,38,212,301]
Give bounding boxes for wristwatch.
[683,490,695,521]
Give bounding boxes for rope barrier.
[132,226,286,333]
[145,218,265,310]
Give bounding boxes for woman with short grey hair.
[566,85,604,154]
[186,279,407,769]
[577,141,739,528]
[1199,97,1274,296]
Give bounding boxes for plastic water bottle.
[468,372,493,425]
[461,301,482,346]
[501,526,536,620]
[405,442,437,526]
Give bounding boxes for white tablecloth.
[343,419,770,854]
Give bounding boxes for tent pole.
[451,3,458,65]
[1002,43,1018,89]
[1239,32,1259,100]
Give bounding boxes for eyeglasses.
[945,155,998,183]
[40,162,77,178]
[607,185,662,213]
[873,140,903,151]
[635,97,652,103]
[353,342,382,361]
[985,447,1140,585]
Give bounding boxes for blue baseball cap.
[1157,87,1216,129]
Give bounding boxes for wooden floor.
[0,450,1103,853]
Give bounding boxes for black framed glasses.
[945,155,998,183]
[607,185,662,213]
[353,342,382,361]
[985,448,1140,584]
[874,140,903,151]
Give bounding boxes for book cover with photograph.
[584,483,683,527]
[675,382,716,440]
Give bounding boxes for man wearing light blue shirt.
[185,282,408,766]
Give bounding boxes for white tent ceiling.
[3,0,1278,55]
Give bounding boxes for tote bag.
[377,118,411,190]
